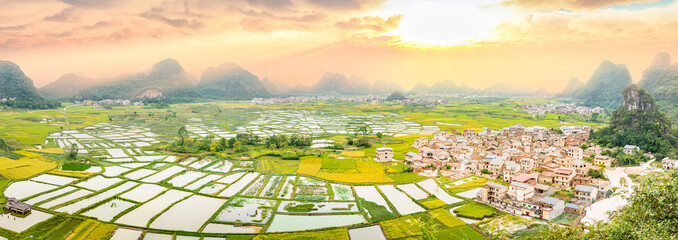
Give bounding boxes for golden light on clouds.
[376,0,513,47]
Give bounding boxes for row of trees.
[169,126,312,154]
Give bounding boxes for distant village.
[252,96,447,104]
[375,124,676,222]
[74,99,144,108]
[523,103,605,115]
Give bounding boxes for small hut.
[3,197,31,214]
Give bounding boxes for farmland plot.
[115,189,192,227]
[4,180,58,200]
[354,186,393,213]
[199,183,227,195]
[143,233,173,240]
[348,225,387,240]
[219,172,259,197]
[150,195,226,232]
[259,175,282,198]
[417,179,462,205]
[242,175,268,196]
[102,166,131,177]
[76,176,123,191]
[215,197,277,224]
[377,185,425,215]
[277,177,295,199]
[203,161,233,174]
[31,174,78,186]
[216,172,245,184]
[119,183,166,202]
[167,171,206,188]
[396,184,429,200]
[140,166,184,183]
[24,186,76,205]
[39,189,93,209]
[110,228,142,240]
[332,184,355,201]
[201,224,262,234]
[278,201,359,213]
[266,214,366,232]
[0,210,53,233]
[82,199,137,221]
[124,169,157,180]
[185,174,222,190]
[56,181,138,214]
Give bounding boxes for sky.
[1,0,678,92]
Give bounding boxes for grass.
[339,151,364,157]
[297,156,322,176]
[61,163,91,171]
[387,173,425,183]
[419,197,448,209]
[254,228,349,240]
[358,197,398,222]
[429,208,465,228]
[257,156,300,174]
[510,224,549,239]
[379,213,444,239]
[454,202,497,220]
[321,157,357,170]
[283,203,316,212]
[433,226,487,240]
[28,148,65,154]
[553,212,578,225]
[0,156,57,180]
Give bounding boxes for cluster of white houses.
[396,124,636,221]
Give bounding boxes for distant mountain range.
[196,63,269,100]
[559,60,632,109]
[639,52,678,122]
[0,61,59,109]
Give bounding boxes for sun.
[375,0,512,47]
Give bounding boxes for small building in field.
[593,155,614,168]
[375,147,394,162]
[3,197,31,214]
[662,158,677,171]
[623,145,639,155]
[540,196,564,220]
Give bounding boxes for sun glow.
[377,0,513,47]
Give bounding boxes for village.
[523,103,605,116]
[375,124,676,224]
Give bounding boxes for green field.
[454,202,498,220]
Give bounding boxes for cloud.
[335,15,402,32]
[44,7,78,22]
[245,0,294,9]
[501,0,661,11]
[303,0,385,10]
[61,0,118,9]
[238,8,327,22]
[140,8,204,29]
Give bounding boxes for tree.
[376,132,383,138]
[178,125,188,145]
[590,112,600,122]
[587,168,605,179]
[66,143,78,159]
[481,169,491,174]
[386,91,407,101]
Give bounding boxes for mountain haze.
[639,52,678,122]
[556,77,585,97]
[40,73,97,99]
[574,60,632,109]
[196,63,269,100]
[77,58,199,101]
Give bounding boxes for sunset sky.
[2,0,678,92]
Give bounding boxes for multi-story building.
[553,168,576,188]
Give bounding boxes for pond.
[102,166,131,177]
[125,169,157,180]
[266,214,366,232]
[82,199,136,222]
[143,233,173,240]
[110,228,142,240]
[277,201,359,214]
[150,195,226,232]
[216,172,245,184]
[203,161,233,174]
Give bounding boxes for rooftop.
[574,185,597,193]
